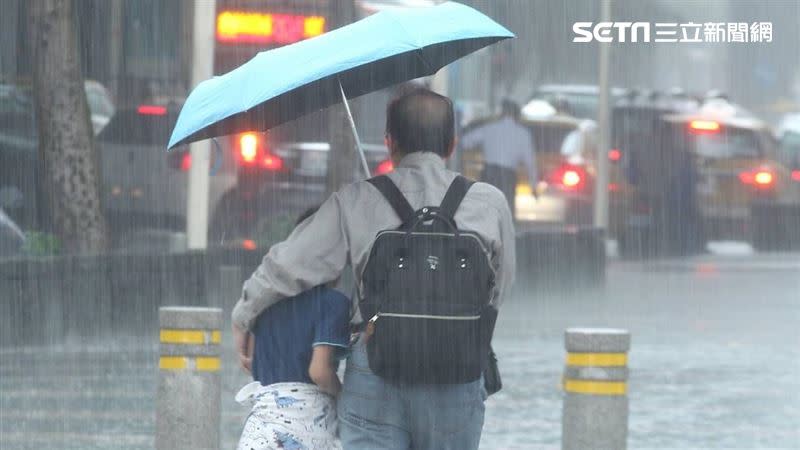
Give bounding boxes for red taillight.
[689,120,720,133]
[261,153,283,171]
[180,152,192,171]
[376,159,394,175]
[239,133,259,163]
[137,105,167,116]
[739,169,775,189]
[549,164,587,191]
[791,170,800,182]
[562,170,582,188]
[608,148,622,162]
[242,239,257,251]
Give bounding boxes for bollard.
[156,306,223,450]
[562,328,630,450]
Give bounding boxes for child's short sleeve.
[311,288,351,352]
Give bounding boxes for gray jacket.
[232,151,516,330]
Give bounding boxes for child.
[236,208,350,450]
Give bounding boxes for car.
[615,104,800,256]
[208,107,391,245]
[458,111,606,228]
[96,102,239,243]
[526,84,626,120]
[457,110,608,287]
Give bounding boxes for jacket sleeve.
[231,192,349,330]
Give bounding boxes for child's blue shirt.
[251,286,350,386]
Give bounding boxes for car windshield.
[528,123,579,155]
[693,127,762,159]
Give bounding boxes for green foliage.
[252,214,297,249]
[22,232,62,256]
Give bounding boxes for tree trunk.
[28,0,109,254]
[326,0,359,196]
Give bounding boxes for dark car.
[208,106,391,245]
[614,94,800,256]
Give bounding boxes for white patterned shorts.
[235,381,341,450]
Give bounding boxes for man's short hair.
[385,88,454,158]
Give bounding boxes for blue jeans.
[338,335,487,450]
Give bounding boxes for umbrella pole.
[338,78,371,178]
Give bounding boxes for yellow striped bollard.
[156,306,223,450]
[562,328,630,450]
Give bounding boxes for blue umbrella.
[168,1,513,176]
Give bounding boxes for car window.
[694,127,762,159]
[97,110,178,146]
[779,131,800,167]
[534,92,597,119]
[528,123,575,154]
[85,89,115,118]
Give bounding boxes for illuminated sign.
[216,11,326,45]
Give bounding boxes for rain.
[1,1,799,449]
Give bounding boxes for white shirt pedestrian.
[460,116,537,185]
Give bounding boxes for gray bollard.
[562,328,630,450]
[156,306,223,450]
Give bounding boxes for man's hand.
[233,323,254,374]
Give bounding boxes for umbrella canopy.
[168,1,513,149]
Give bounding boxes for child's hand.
[233,323,253,374]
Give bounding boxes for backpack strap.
[439,175,474,223]
[368,175,415,225]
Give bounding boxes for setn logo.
[573,22,651,43]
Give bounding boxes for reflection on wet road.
[1,252,798,449]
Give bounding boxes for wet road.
[1,251,799,449]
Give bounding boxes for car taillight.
[261,153,283,171]
[689,120,721,133]
[137,105,167,116]
[167,150,192,171]
[376,159,394,175]
[791,170,800,182]
[739,169,775,189]
[239,133,259,164]
[236,132,284,171]
[180,152,192,171]
[608,148,622,162]
[549,164,587,191]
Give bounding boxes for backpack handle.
[406,206,458,235]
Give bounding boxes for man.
[460,98,537,219]
[232,88,515,450]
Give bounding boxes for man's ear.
[386,134,402,163]
[445,137,457,160]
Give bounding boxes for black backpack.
[361,175,497,384]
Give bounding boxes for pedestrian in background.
[460,98,537,219]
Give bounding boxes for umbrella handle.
[338,78,371,178]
